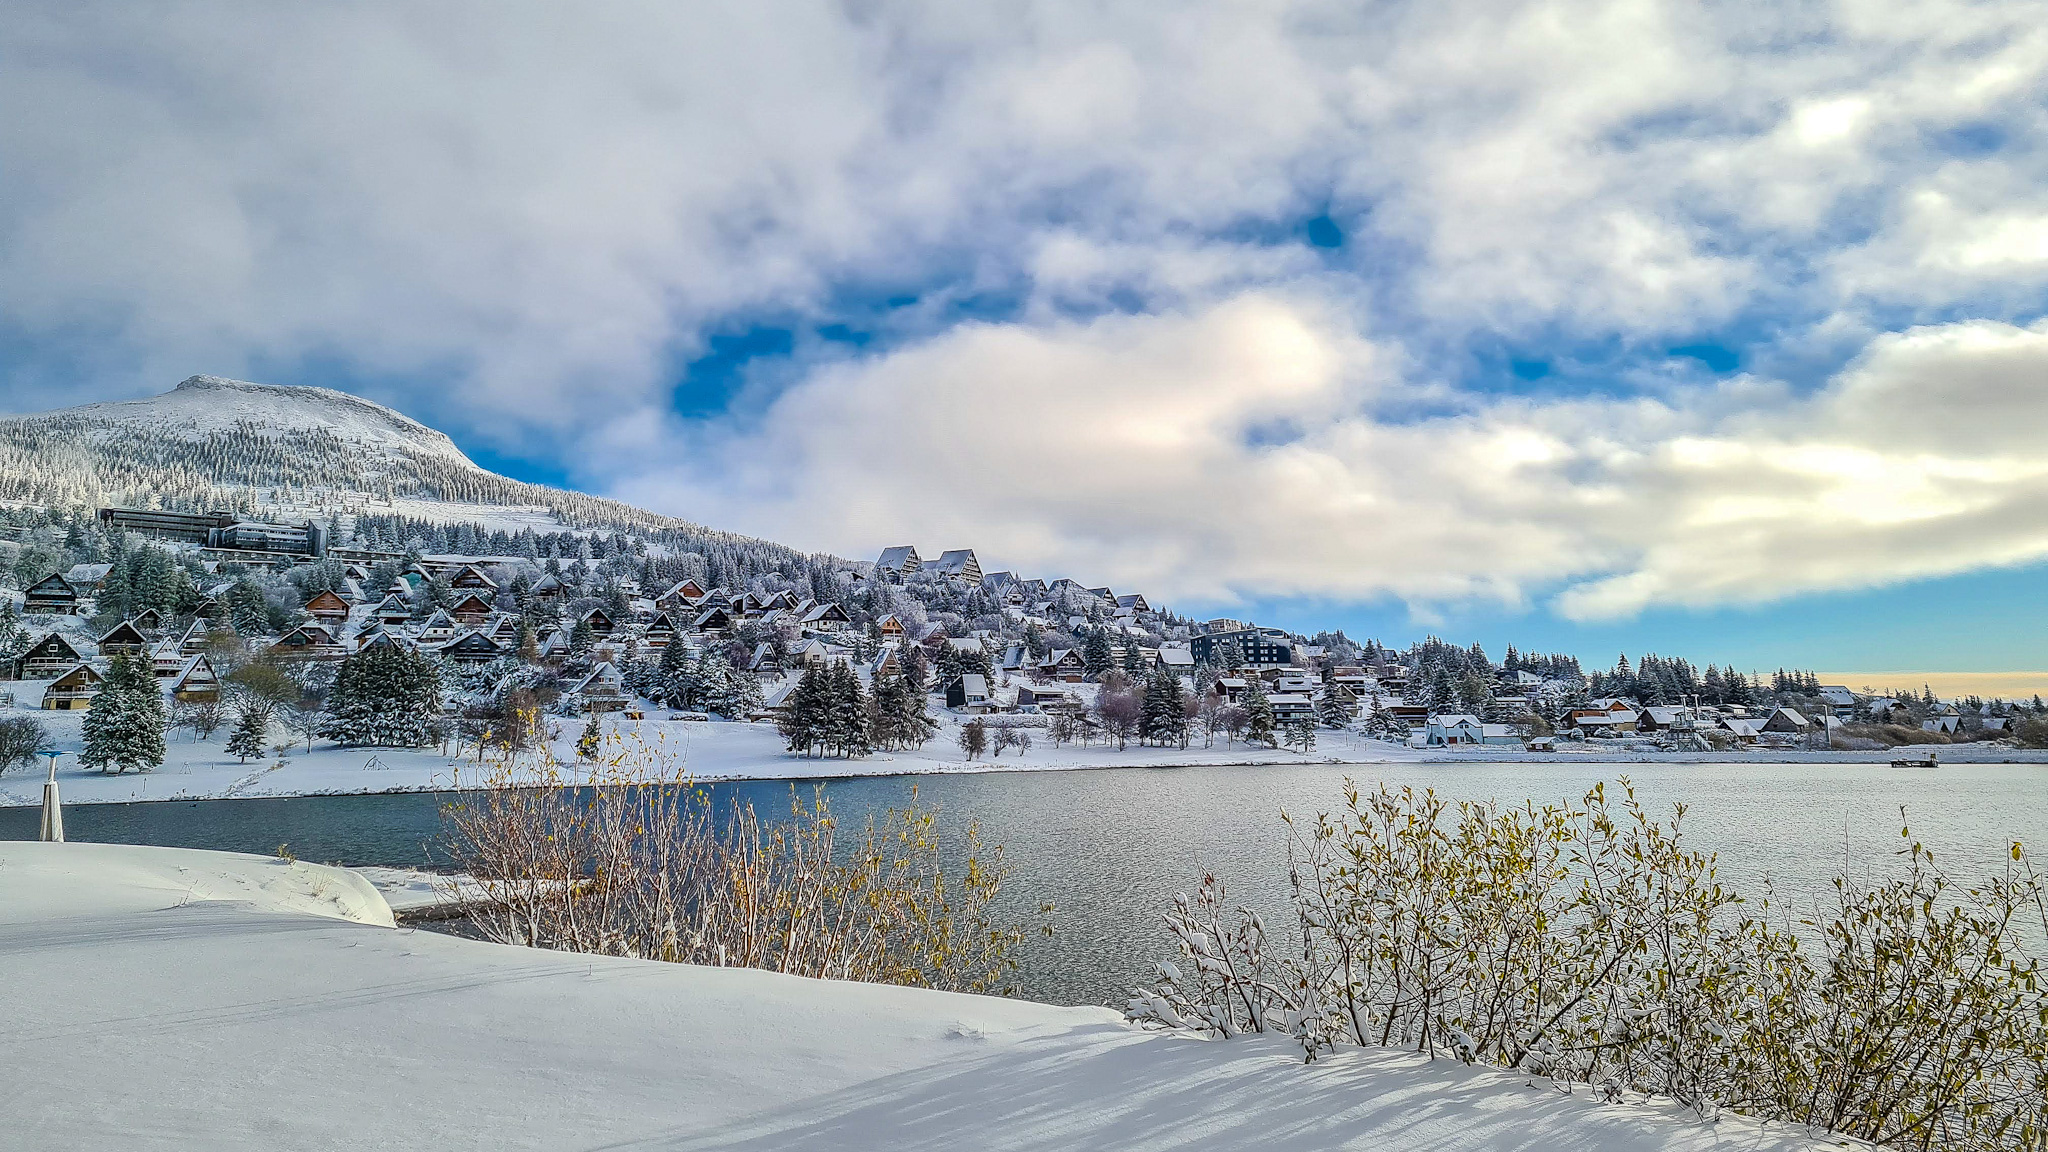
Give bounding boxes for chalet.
[929,550,982,584]
[65,563,113,591]
[271,624,343,659]
[1039,649,1085,682]
[337,579,368,605]
[799,602,850,633]
[654,579,708,612]
[1866,698,1912,724]
[997,643,1030,673]
[1720,717,1765,744]
[1269,694,1316,725]
[691,605,733,635]
[1086,587,1114,604]
[449,593,495,626]
[642,612,679,650]
[41,664,104,710]
[1817,685,1857,710]
[94,622,148,660]
[874,614,906,641]
[304,589,352,625]
[179,620,213,656]
[170,656,221,704]
[449,565,498,592]
[1155,645,1195,673]
[945,674,992,712]
[1570,700,1640,733]
[23,574,80,615]
[1762,707,1812,734]
[1211,676,1249,703]
[1635,706,1695,733]
[417,610,458,643]
[875,546,922,580]
[491,614,522,642]
[867,647,901,679]
[1922,714,1962,735]
[439,630,505,664]
[539,628,573,664]
[152,641,187,678]
[1014,683,1078,713]
[374,594,414,625]
[746,643,785,676]
[569,662,630,712]
[579,607,617,638]
[1384,704,1430,732]
[131,607,166,635]
[18,634,84,679]
[1115,593,1150,613]
[530,573,565,604]
[1425,714,1480,745]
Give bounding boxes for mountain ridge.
[0,375,703,536]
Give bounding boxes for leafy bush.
[444,734,1029,994]
[1128,782,2047,1151]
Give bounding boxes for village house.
[529,573,565,604]
[41,664,104,710]
[131,607,165,635]
[449,592,495,626]
[271,624,344,659]
[578,606,617,638]
[944,673,992,712]
[799,601,850,633]
[874,614,906,641]
[654,579,707,613]
[1762,707,1813,735]
[929,549,983,584]
[170,656,221,704]
[875,545,922,580]
[96,620,150,658]
[1269,693,1316,725]
[304,589,352,626]
[17,634,84,679]
[568,662,630,712]
[417,610,458,643]
[439,630,504,664]
[448,565,498,592]
[23,574,80,615]
[642,612,678,650]
[1038,649,1085,683]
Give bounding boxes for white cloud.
[614,305,2048,619]
[2,1,2046,617]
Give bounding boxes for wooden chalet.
[304,589,352,625]
[18,634,84,679]
[874,614,906,641]
[439,630,505,664]
[1038,648,1086,682]
[449,565,498,592]
[23,574,80,615]
[642,612,678,650]
[690,605,732,635]
[170,656,221,704]
[271,624,344,659]
[568,662,630,712]
[448,592,495,626]
[529,573,565,604]
[798,602,850,633]
[179,620,215,656]
[152,640,187,679]
[131,607,166,636]
[654,579,707,612]
[579,606,617,638]
[417,610,458,643]
[374,594,414,625]
[41,664,104,710]
[97,620,151,657]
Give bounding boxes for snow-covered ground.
[0,841,1860,1151]
[7,693,2046,808]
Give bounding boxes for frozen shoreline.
[5,714,2042,811]
[0,841,1862,1151]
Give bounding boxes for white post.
[38,751,63,843]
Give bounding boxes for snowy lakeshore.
[6,704,2047,808]
[0,841,1866,1150]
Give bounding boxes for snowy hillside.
[0,375,685,532]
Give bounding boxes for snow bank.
[0,842,1857,1150]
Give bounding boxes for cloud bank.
[2,1,2045,617]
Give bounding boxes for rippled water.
[6,761,2042,1005]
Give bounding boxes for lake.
[4,760,2042,1006]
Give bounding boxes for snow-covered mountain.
[0,375,671,531]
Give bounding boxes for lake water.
[4,761,2043,1006]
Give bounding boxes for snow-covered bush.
[1128,781,2048,1151]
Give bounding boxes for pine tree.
[828,663,873,757]
[320,642,441,747]
[1141,669,1187,747]
[80,654,166,774]
[1243,678,1276,747]
[778,665,831,756]
[1083,629,1114,678]
[576,714,602,760]
[225,704,269,762]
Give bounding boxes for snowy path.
[0,843,1860,1151]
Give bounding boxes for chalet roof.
[448,592,494,611]
[1722,718,1766,737]
[305,589,351,610]
[1431,714,1483,727]
[420,609,456,631]
[876,545,920,571]
[532,573,564,592]
[65,564,112,586]
[930,549,978,574]
[22,633,83,661]
[25,573,76,595]
[440,630,503,654]
[450,565,498,589]
[98,620,150,647]
[951,674,989,697]
[568,661,625,697]
[172,655,218,688]
[800,602,848,623]
[47,664,103,690]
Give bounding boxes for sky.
[3,2,2047,688]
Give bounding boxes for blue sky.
[3,2,2047,686]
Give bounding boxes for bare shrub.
[443,734,1028,994]
[1128,781,2048,1151]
